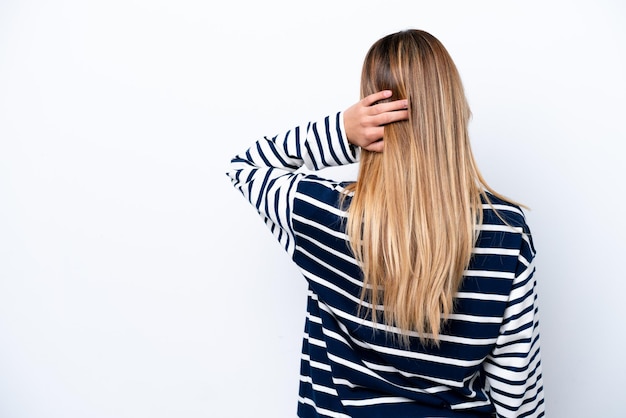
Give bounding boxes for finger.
[364,139,384,153]
[374,99,409,114]
[361,90,393,106]
[365,126,385,142]
[373,109,409,126]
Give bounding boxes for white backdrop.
[1,1,625,417]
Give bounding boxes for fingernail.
[384,90,392,97]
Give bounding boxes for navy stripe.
[335,112,353,162]
[255,141,273,169]
[267,135,299,169]
[295,126,302,158]
[254,169,273,211]
[324,116,343,165]
[304,140,320,171]
[311,123,329,167]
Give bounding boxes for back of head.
[359,30,473,188]
[345,30,490,345]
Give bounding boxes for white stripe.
[481,203,524,217]
[327,353,436,395]
[502,290,535,322]
[518,254,530,267]
[450,399,493,410]
[466,373,479,398]
[305,334,328,349]
[333,372,456,393]
[319,304,484,368]
[294,243,364,288]
[297,193,348,217]
[306,311,323,325]
[509,262,534,303]
[293,232,355,266]
[262,136,300,167]
[446,313,503,324]
[477,224,524,233]
[360,359,466,390]
[511,259,535,287]
[486,341,542,390]
[493,340,534,359]
[455,292,509,302]
[463,269,516,279]
[298,396,351,418]
[342,396,414,407]
[333,375,490,409]
[301,354,332,372]
[472,247,519,256]
[299,375,338,396]
[292,213,349,240]
[331,377,361,389]
[320,303,498,346]
[300,269,381,310]
[316,123,335,167]
[488,366,542,412]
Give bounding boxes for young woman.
[227,29,544,418]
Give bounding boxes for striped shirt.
[227,112,544,417]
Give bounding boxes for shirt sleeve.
[226,111,358,256]
[483,230,545,417]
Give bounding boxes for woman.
[227,29,544,418]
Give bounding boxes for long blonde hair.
[345,29,514,345]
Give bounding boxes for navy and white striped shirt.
[227,112,544,417]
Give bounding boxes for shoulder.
[480,192,536,256]
[481,192,529,231]
[288,176,356,241]
[295,175,353,206]
[290,175,353,223]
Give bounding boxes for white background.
[1,1,625,417]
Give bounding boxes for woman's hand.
[343,90,409,152]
